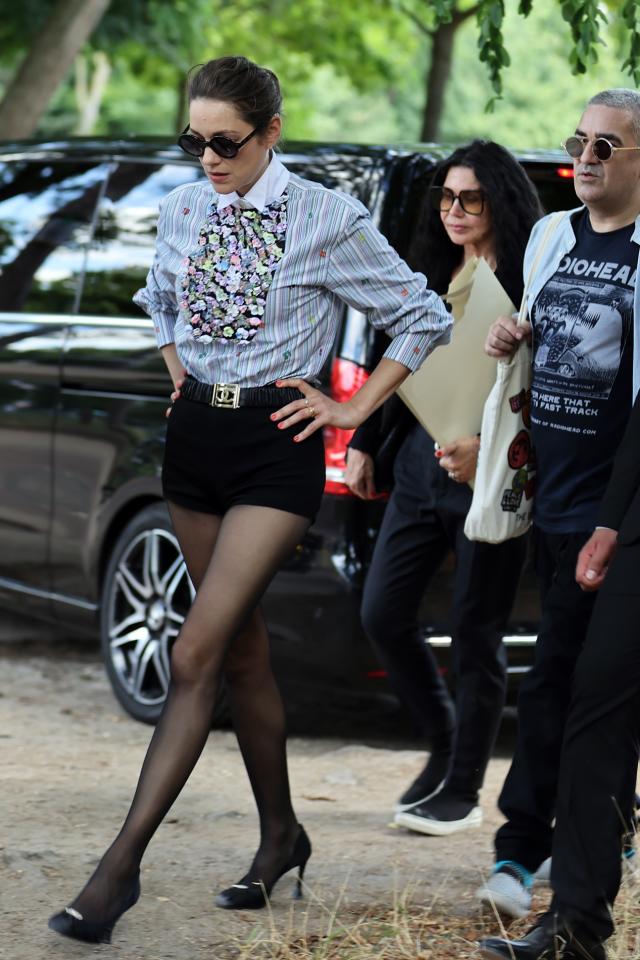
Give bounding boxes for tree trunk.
[420,19,457,142]
[0,0,113,139]
[74,51,111,135]
[175,71,188,136]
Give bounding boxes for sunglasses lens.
[564,137,584,159]
[211,137,239,159]
[430,188,451,211]
[178,135,205,157]
[459,191,484,215]
[592,139,613,161]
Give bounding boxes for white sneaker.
[476,866,532,919]
[394,804,482,836]
[534,848,636,887]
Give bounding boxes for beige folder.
[398,257,515,447]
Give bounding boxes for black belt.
[181,377,303,409]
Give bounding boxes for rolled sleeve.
[132,291,177,348]
[132,197,179,348]
[326,205,452,371]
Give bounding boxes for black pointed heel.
[48,872,141,944]
[292,856,308,901]
[215,825,311,910]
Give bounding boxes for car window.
[0,160,111,314]
[281,147,384,209]
[334,154,438,370]
[78,162,204,317]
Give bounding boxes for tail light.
[556,167,574,178]
[323,357,369,495]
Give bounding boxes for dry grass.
[230,866,640,959]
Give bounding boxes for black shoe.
[395,792,482,836]
[48,872,141,944]
[479,912,607,960]
[395,773,445,813]
[215,824,311,910]
[394,745,453,814]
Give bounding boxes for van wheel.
[100,503,228,725]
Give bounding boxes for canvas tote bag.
[463,212,565,544]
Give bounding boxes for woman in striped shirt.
[49,55,452,944]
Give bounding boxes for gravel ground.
[1,617,528,960]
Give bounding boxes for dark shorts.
[162,396,326,521]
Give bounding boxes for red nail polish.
[270,413,277,421]
[435,450,443,458]
[278,423,285,429]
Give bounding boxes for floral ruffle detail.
[179,195,287,345]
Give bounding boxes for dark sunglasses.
[562,135,640,162]
[430,185,486,216]
[177,125,258,159]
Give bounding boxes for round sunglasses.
[177,125,258,159]
[563,135,640,162]
[429,185,486,216]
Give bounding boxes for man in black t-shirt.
[530,216,634,531]
[477,89,640,960]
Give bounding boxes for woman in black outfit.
[47,55,451,944]
[346,141,543,835]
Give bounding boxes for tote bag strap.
[517,211,566,327]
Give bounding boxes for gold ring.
[304,397,310,407]
[309,406,316,418]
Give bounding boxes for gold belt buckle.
[211,382,240,409]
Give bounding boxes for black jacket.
[598,389,640,545]
[349,394,415,489]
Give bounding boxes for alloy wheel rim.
[107,527,193,708]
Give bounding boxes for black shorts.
[162,396,326,521]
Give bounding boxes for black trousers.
[362,424,527,798]
[550,540,640,942]
[496,528,597,870]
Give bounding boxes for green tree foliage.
[0,0,638,142]
[280,0,633,148]
[441,0,630,146]
[620,0,640,85]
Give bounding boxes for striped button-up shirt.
[133,153,452,387]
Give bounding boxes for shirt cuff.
[383,328,450,372]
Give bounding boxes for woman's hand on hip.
[165,375,185,418]
[436,435,480,484]
[271,378,365,442]
[345,448,377,499]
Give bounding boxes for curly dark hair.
[409,140,544,306]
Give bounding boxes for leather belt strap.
[181,376,303,409]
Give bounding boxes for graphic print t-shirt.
[531,210,635,532]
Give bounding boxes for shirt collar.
[214,152,290,213]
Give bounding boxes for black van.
[0,138,576,725]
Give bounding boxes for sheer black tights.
[67,503,309,922]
